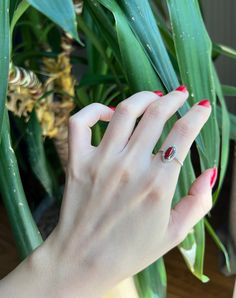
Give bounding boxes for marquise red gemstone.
[164,146,176,160]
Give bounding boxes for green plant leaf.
[10,0,30,36]
[204,218,231,273]
[166,0,220,170]
[85,0,122,66]
[213,43,236,60]
[120,0,178,91]
[134,259,167,298]
[79,74,124,88]
[212,67,230,204]
[0,111,43,258]
[120,0,206,157]
[173,155,209,283]
[26,110,59,199]
[77,16,123,92]
[0,0,10,140]
[97,0,163,92]
[222,84,236,97]
[26,0,82,44]
[165,0,221,282]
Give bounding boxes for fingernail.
[210,167,218,188]
[198,99,211,107]
[175,85,187,92]
[109,106,116,111]
[153,90,163,97]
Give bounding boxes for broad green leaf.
[167,0,220,170]
[26,110,59,199]
[120,0,178,91]
[0,0,10,139]
[120,0,206,156]
[0,111,43,258]
[166,0,221,282]
[26,0,82,44]
[97,0,163,92]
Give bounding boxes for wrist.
[0,242,58,298]
[0,238,101,298]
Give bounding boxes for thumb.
[167,167,217,246]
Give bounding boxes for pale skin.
[0,87,234,297]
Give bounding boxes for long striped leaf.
[134,259,167,298]
[0,111,43,258]
[213,43,236,60]
[26,109,59,199]
[166,0,221,281]
[97,0,163,93]
[212,67,230,204]
[167,0,220,170]
[120,0,206,158]
[0,0,10,139]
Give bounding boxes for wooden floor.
[0,204,235,297]
[165,237,235,298]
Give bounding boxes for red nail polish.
[109,106,116,111]
[210,167,218,188]
[153,90,163,97]
[175,85,187,92]
[198,99,211,108]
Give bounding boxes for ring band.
[158,145,183,166]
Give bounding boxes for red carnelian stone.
[164,146,175,160]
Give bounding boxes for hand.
[0,88,215,298]
[42,87,215,297]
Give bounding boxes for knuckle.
[116,101,135,117]
[145,102,165,119]
[116,163,132,183]
[146,188,165,202]
[174,119,193,138]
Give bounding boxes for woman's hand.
[0,87,216,298]
[43,86,215,297]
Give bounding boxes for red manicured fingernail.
[210,167,218,188]
[175,85,187,92]
[198,99,211,107]
[153,90,163,97]
[109,106,116,111]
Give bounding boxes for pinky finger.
[166,167,217,247]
